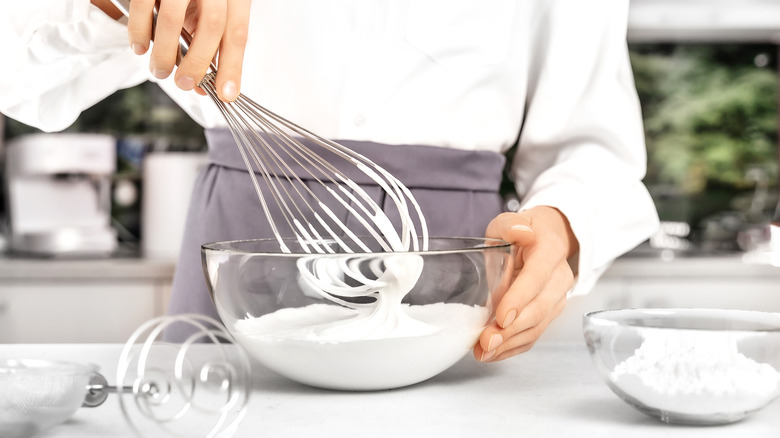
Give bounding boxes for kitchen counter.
[605,252,780,278]
[0,255,175,280]
[0,256,176,343]
[2,342,778,438]
[2,251,779,343]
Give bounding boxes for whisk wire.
[234,94,407,252]
[199,72,428,255]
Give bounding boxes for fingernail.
[502,309,517,328]
[511,224,533,232]
[149,61,168,79]
[480,348,496,362]
[176,75,196,90]
[131,43,146,55]
[487,333,503,352]
[222,80,238,101]
[152,69,168,79]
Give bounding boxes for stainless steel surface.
[83,373,111,408]
[10,228,117,257]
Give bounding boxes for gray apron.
[165,128,506,341]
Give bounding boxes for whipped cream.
[234,246,489,389]
[233,302,488,390]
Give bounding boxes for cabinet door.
[537,279,626,344]
[0,281,166,343]
[625,277,780,311]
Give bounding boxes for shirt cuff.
[517,176,659,298]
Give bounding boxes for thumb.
[486,212,536,247]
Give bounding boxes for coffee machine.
[4,133,117,256]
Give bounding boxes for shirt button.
[353,114,366,126]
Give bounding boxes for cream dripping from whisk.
[296,252,436,341]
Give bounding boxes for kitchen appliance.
[4,133,117,256]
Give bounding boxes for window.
[630,43,778,253]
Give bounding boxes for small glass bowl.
[0,359,96,438]
[583,308,780,425]
[202,237,513,390]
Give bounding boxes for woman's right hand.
[126,0,251,102]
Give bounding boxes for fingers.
[174,0,227,91]
[473,209,576,362]
[474,293,567,362]
[494,233,569,328]
[127,0,156,55]
[147,0,189,79]
[126,0,249,100]
[213,0,251,101]
[486,212,536,247]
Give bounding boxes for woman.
[0,0,658,361]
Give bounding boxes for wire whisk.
[108,0,427,255]
[198,72,428,254]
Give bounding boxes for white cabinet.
[537,256,780,343]
[0,280,171,343]
[625,278,780,311]
[0,257,174,343]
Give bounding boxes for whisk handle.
[107,0,218,73]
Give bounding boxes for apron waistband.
[205,128,505,192]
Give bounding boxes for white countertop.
[2,342,778,438]
[0,256,175,280]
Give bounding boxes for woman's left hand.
[474,206,578,362]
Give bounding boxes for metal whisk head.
[198,72,428,254]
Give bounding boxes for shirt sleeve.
[0,1,157,132]
[511,0,660,296]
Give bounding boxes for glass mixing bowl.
[0,359,96,438]
[583,308,780,425]
[202,237,513,390]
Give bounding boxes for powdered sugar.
[611,329,780,415]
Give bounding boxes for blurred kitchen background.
[1,0,780,343]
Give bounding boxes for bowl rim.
[584,307,780,333]
[201,236,512,256]
[0,358,98,376]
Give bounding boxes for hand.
[126,0,251,101]
[473,206,578,362]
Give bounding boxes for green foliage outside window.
[630,44,778,240]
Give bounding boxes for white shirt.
[0,0,660,295]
